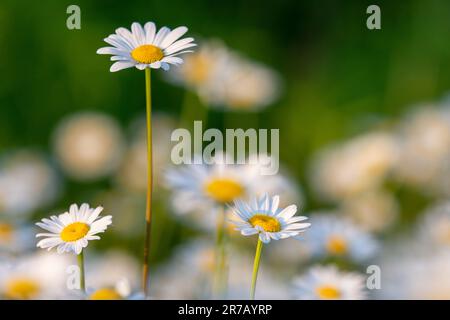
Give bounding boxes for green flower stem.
[250,238,263,300]
[77,250,85,292]
[143,67,153,297]
[213,206,228,298]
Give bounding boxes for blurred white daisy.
[0,252,71,300]
[304,213,378,262]
[341,190,399,233]
[165,155,260,229]
[218,56,280,111]
[0,151,60,218]
[0,222,34,255]
[87,250,140,291]
[168,39,280,111]
[53,112,125,181]
[310,132,398,202]
[87,279,144,300]
[230,194,310,244]
[293,265,367,300]
[36,203,112,255]
[394,107,450,195]
[417,201,450,248]
[97,22,196,72]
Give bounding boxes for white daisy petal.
[144,22,156,43]
[160,26,188,49]
[153,26,171,46]
[110,61,135,72]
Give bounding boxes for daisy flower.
[35,203,112,255]
[304,213,378,263]
[97,22,196,72]
[293,265,367,300]
[230,194,310,244]
[229,194,309,299]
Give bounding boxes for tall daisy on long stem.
[229,194,310,300]
[36,203,112,292]
[97,22,196,296]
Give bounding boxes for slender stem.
[250,239,263,300]
[142,67,153,297]
[213,206,228,298]
[77,251,85,292]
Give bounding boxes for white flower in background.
[36,203,112,255]
[0,151,60,218]
[341,190,399,232]
[417,201,450,248]
[310,132,398,202]
[116,113,176,192]
[0,252,71,300]
[394,107,450,194]
[152,239,289,299]
[379,241,450,299]
[293,265,367,300]
[164,154,260,229]
[0,222,34,255]
[87,278,144,300]
[97,22,196,72]
[152,240,216,299]
[167,40,231,95]
[218,57,280,111]
[230,194,310,244]
[53,112,125,181]
[304,213,378,262]
[87,250,140,292]
[167,39,280,111]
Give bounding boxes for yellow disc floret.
[249,214,281,233]
[60,222,90,242]
[89,288,122,300]
[131,45,164,64]
[5,278,40,300]
[316,285,341,299]
[0,223,13,241]
[326,235,348,255]
[205,178,244,203]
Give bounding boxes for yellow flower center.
[131,45,164,64]
[316,285,341,299]
[60,222,90,242]
[184,54,212,85]
[205,178,244,203]
[249,214,281,232]
[326,235,348,255]
[5,278,40,300]
[89,288,122,300]
[0,223,13,241]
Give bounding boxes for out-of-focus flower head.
[86,250,140,299]
[0,222,35,256]
[303,213,379,263]
[152,239,289,299]
[417,201,450,249]
[340,189,399,233]
[168,39,281,111]
[53,112,125,181]
[0,252,71,300]
[310,132,398,202]
[292,265,367,300]
[394,106,450,195]
[0,150,60,218]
